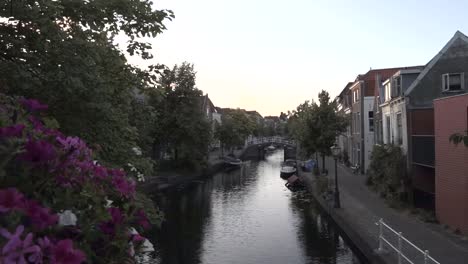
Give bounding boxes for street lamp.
[330,144,341,208]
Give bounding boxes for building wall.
[362,97,374,171]
[434,93,468,233]
[407,109,435,196]
[408,38,468,108]
[351,83,362,167]
[381,100,408,153]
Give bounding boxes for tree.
[154,63,211,169]
[215,109,254,154]
[287,90,347,172]
[313,90,348,171]
[0,0,173,173]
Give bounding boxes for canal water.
[150,150,363,264]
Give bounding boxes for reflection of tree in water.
[151,180,214,264]
[149,163,258,264]
[290,192,360,264]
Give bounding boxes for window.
[442,73,464,91]
[357,112,360,133]
[384,83,391,102]
[394,76,402,97]
[368,111,374,132]
[386,115,391,144]
[396,113,402,145]
[353,89,360,103]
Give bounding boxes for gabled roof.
[405,31,468,96]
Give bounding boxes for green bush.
[367,145,409,204]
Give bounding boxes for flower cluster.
[0,96,155,263]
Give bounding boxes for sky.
[127,0,468,116]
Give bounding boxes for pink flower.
[19,139,57,164]
[0,188,25,213]
[0,124,25,138]
[20,98,48,112]
[112,175,135,198]
[50,239,85,264]
[24,200,58,230]
[0,225,41,264]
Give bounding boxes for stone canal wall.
[299,169,391,264]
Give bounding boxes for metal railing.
[376,218,440,264]
[245,136,296,146]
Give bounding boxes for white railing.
[376,218,440,264]
[244,136,296,146]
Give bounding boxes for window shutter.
[462,73,465,90]
[442,74,448,91]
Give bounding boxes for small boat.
[285,175,305,191]
[223,155,242,167]
[280,159,297,179]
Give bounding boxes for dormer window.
[442,73,464,91]
[389,76,402,98]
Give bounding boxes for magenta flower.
[0,225,41,264]
[0,124,25,138]
[50,239,85,264]
[135,209,151,230]
[93,165,108,180]
[99,207,125,235]
[20,98,48,112]
[131,234,145,243]
[28,116,44,131]
[25,200,58,230]
[19,139,57,164]
[112,175,136,198]
[0,188,25,213]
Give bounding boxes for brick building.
[434,93,468,233]
[405,31,468,208]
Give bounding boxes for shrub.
[0,95,160,263]
[367,145,408,205]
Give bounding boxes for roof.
[405,30,468,96]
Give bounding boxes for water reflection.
[150,150,362,264]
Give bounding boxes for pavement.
[302,156,468,264]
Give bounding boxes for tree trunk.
[315,152,320,171]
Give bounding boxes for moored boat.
[280,159,297,178]
[285,175,305,191]
[222,155,242,167]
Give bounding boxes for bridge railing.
[244,136,296,147]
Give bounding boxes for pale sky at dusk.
[128,0,468,116]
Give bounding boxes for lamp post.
[330,144,341,208]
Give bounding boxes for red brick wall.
[434,94,468,234]
[410,109,434,135]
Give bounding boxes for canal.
[150,150,363,264]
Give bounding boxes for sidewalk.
[305,156,468,264]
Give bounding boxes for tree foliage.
[449,131,468,147]
[215,109,255,153]
[287,90,348,162]
[154,63,211,169]
[0,0,173,173]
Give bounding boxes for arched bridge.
[241,136,297,160]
